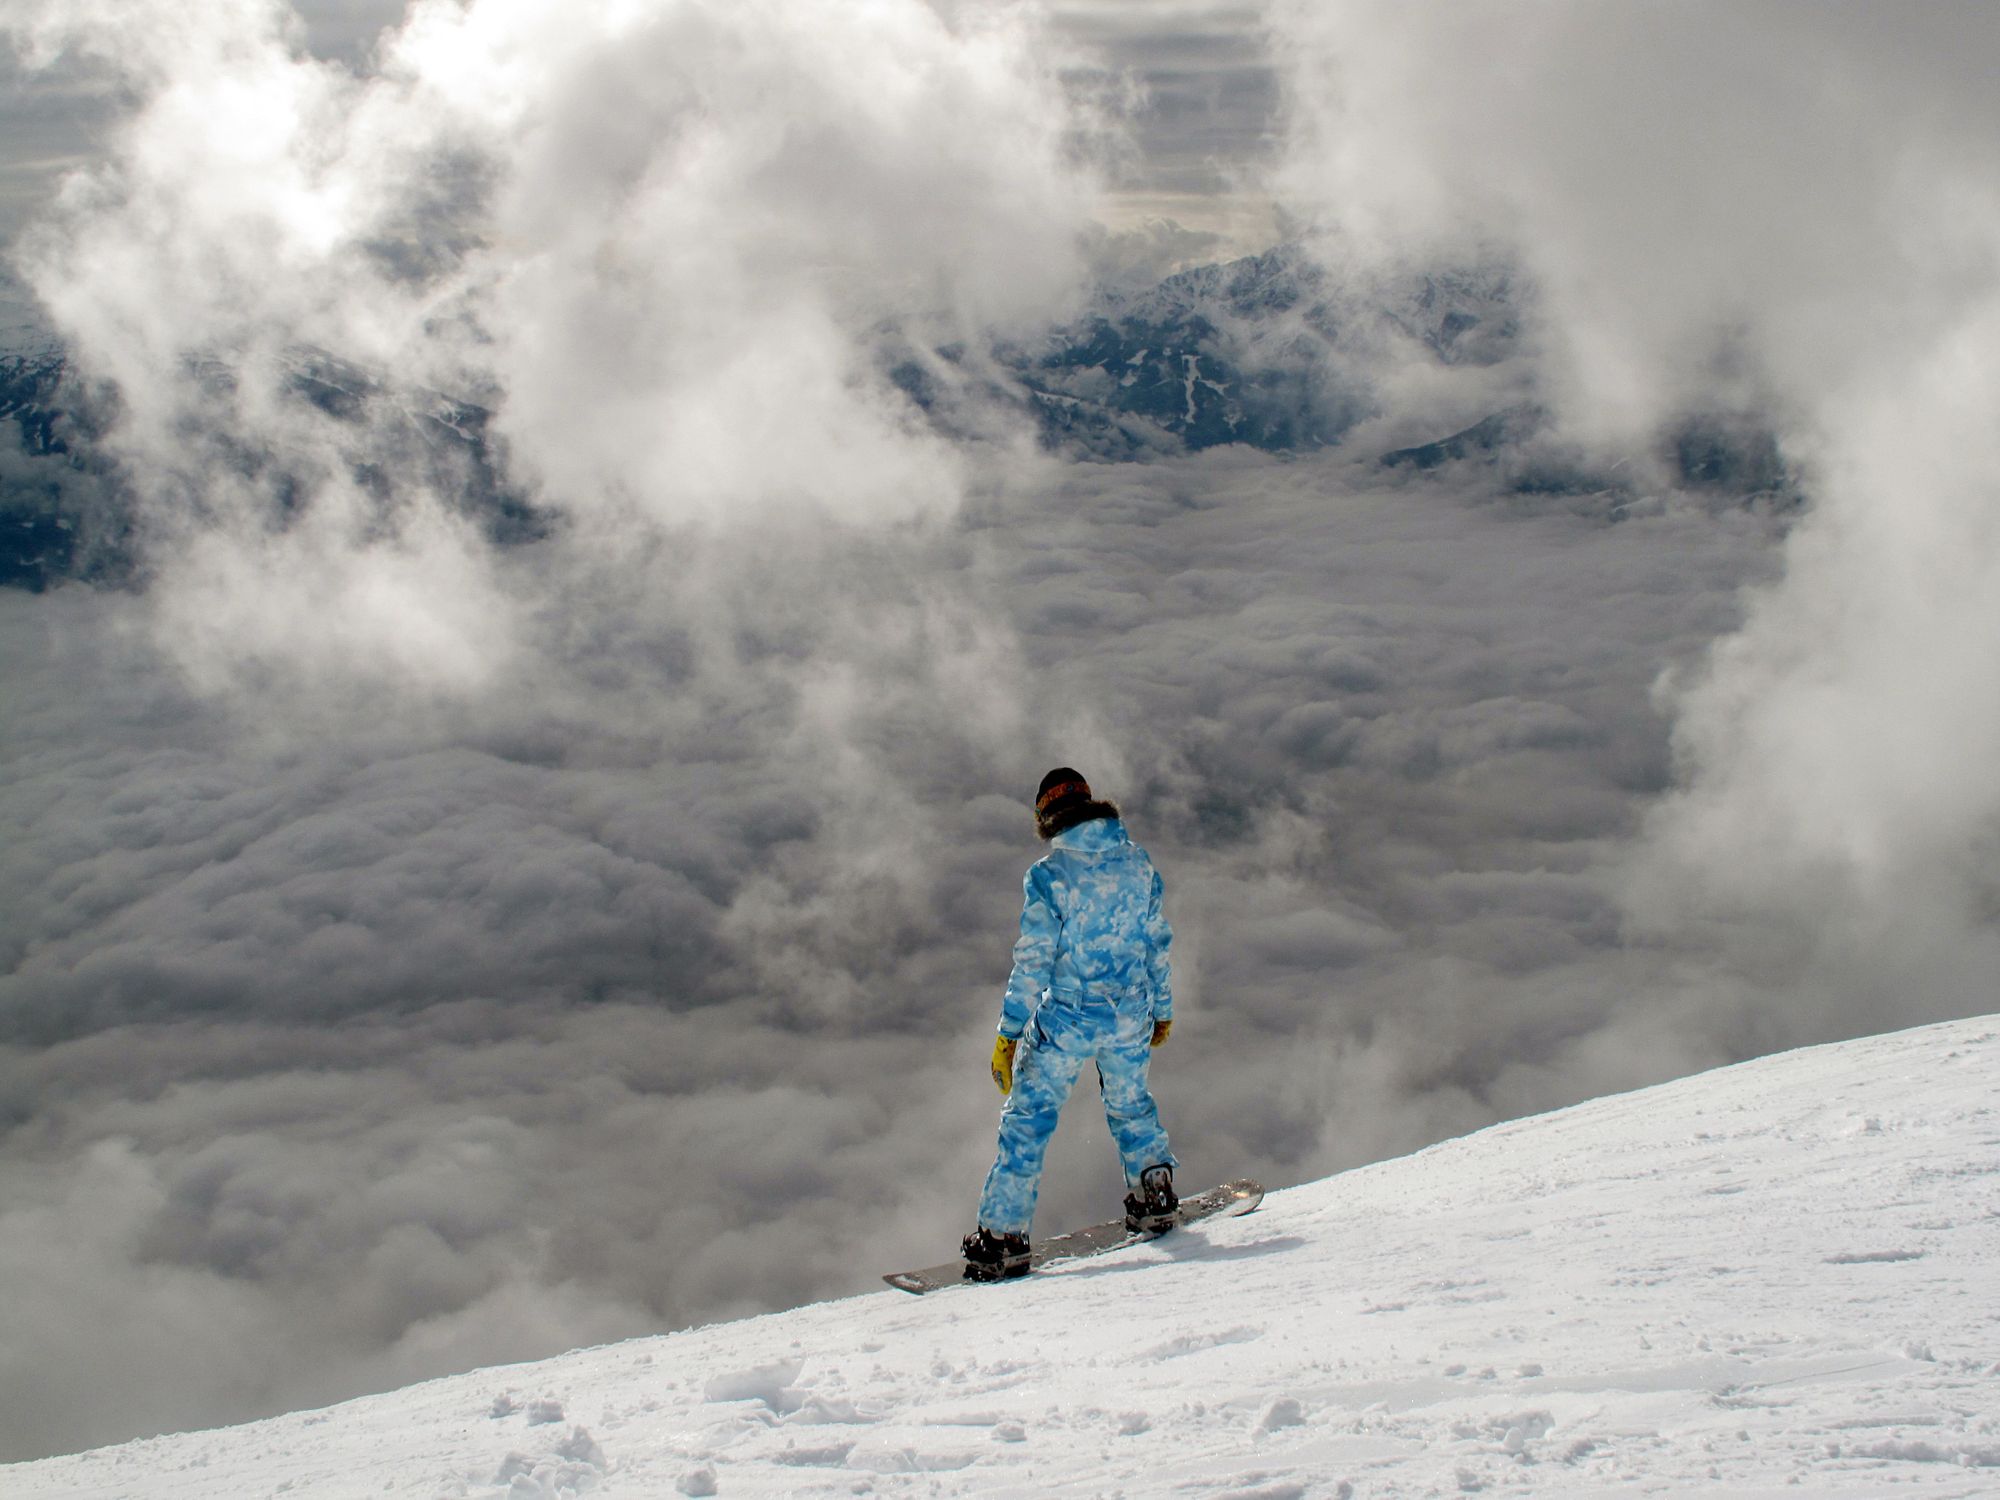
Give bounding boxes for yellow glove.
[990,1034,1019,1094]
[1151,1019,1172,1048]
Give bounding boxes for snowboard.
[882,1178,1264,1295]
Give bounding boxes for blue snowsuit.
[977,815,1176,1236]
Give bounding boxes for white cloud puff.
[6,0,1105,692]
[1271,0,2000,1017]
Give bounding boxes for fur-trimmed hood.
[1037,797,1121,842]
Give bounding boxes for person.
[962,767,1178,1281]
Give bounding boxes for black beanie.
[1036,767,1090,815]
[1034,767,1108,840]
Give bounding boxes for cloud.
[1278,4,2000,422]
[1272,0,2000,1032]
[1044,1,1280,255]
[4,0,1103,697]
[1050,1,1276,190]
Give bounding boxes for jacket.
[997,816,1173,1039]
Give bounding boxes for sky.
[3,0,1999,1468]
[0,0,1283,259]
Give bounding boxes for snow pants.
[977,989,1176,1237]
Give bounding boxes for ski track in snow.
[10,1016,2000,1498]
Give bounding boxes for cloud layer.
[0,436,1784,1459]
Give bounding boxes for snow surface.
[10,1015,1998,1498]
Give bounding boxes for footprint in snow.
[1140,1325,1263,1361]
[1212,1480,1307,1500]
[771,1439,857,1468]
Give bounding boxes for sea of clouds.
[2,0,1997,1464]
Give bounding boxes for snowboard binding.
[960,1227,1031,1283]
[1123,1163,1178,1235]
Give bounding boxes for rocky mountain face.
[0,346,108,591]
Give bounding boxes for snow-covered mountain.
[0,247,1799,595]
[0,339,546,592]
[11,1014,1995,1498]
[0,342,80,589]
[988,247,1519,459]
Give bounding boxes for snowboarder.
[962,768,1179,1281]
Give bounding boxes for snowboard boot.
[960,1226,1031,1283]
[1124,1163,1178,1234]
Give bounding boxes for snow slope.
[10,1016,1998,1498]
